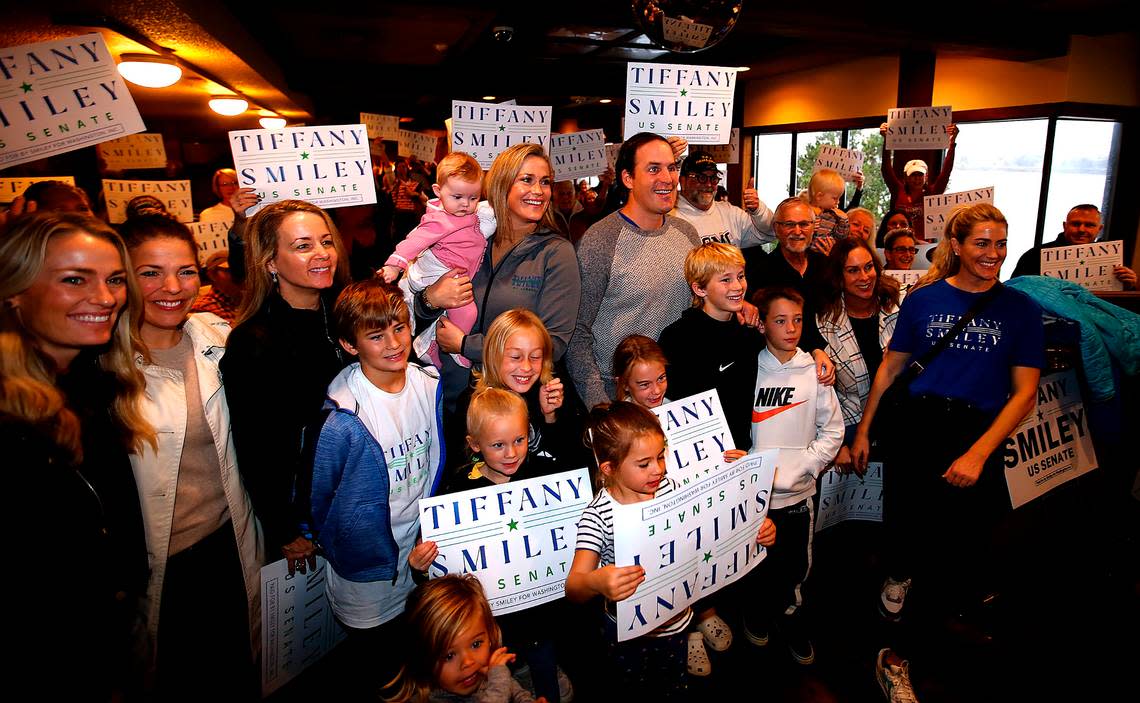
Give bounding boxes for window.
[946,119,1048,277]
[752,132,792,211]
[1042,119,1120,238]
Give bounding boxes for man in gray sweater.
[568,133,703,408]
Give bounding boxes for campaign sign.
[359,112,399,141]
[188,220,231,266]
[260,557,347,697]
[97,133,166,170]
[923,186,993,240]
[662,16,714,49]
[648,390,736,485]
[605,143,621,172]
[450,100,552,168]
[613,450,777,641]
[420,469,592,615]
[398,129,439,163]
[813,145,864,181]
[1040,240,1124,292]
[0,175,75,204]
[624,62,737,144]
[816,462,883,532]
[0,33,146,169]
[103,179,192,223]
[883,269,923,287]
[885,105,952,149]
[549,129,607,181]
[703,128,739,164]
[229,124,375,214]
[1003,370,1097,509]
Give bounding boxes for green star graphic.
[680,88,688,97]
[20,82,32,93]
[1078,260,1085,265]
[300,151,310,159]
[507,518,519,531]
[702,551,713,563]
[498,125,506,132]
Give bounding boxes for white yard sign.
[885,105,953,149]
[816,463,883,532]
[648,390,736,486]
[1003,370,1097,508]
[398,129,440,163]
[188,220,232,266]
[260,557,347,697]
[359,112,399,141]
[613,451,777,641]
[923,186,993,241]
[549,129,607,181]
[419,469,592,615]
[1040,241,1124,291]
[624,62,737,144]
[229,124,376,214]
[813,145,864,181]
[97,133,166,170]
[703,128,740,164]
[0,175,75,204]
[102,179,192,223]
[0,33,146,168]
[450,101,551,168]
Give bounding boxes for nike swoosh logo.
[752,400,808,423]
[719,362,734,372]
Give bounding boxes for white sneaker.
[876,648,919,702]
[880,577,912,620]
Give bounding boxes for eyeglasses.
[774,220,815,230]
[687,173,721,185]
[889,246,919,255]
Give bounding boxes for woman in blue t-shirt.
[851,203,1044,699]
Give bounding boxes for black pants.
[882,394,1008,617]
[156,521,256,701]
[745,497,815,628]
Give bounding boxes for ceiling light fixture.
[737,66,751,72]
[482,96,497,101]
[259,116,287,129]
[599,98,613,104]
[208,96,249,116]
[117,53,182,88]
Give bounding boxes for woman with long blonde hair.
[1,212,153,698]
[851,203,1044,699]
[412,143,582,414]
[221,199,350,574]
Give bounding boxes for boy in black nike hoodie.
[744,287,843,666]
[658,242,764,450]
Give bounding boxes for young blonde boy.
[381,152,496,368]
[658,242,764,450]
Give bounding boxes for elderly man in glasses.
[743,196,836,384]
[672,151,775,249]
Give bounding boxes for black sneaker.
[782,618,815,665]
[742,619,769,647]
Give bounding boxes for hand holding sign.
[743,177,759,212]
[408,540,439,572]
[230,187,261,221]
[595,564,646,601]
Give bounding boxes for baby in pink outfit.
[381,152,495,368]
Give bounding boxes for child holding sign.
[745,288,843,665]
[568,402,776,698]
[380,152,496,369]
[383,574,543,703]
[440,387,572,703]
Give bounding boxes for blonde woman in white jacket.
[121,215,264,697]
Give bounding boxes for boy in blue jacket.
[310,278,445,692]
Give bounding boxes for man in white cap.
[879,123,959,241]
[672,150,775,249]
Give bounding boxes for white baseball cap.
[903,160,928,176]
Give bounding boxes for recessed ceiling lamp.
[209,96,249,116]
[599,98,613,104]
[259,116,287,129]
[482,96,496,100]
[737,66,751,72]
[117,53,182,88]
